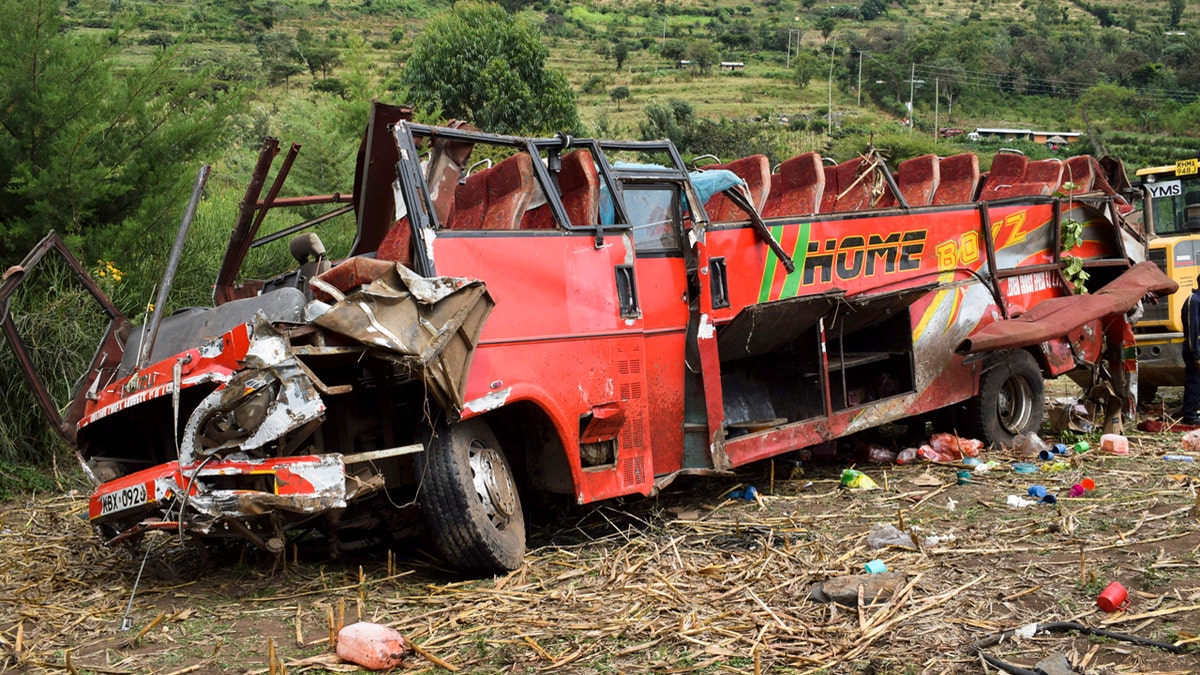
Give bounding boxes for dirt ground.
[2,385,1200,674]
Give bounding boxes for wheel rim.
[467,439,519,531]
[997,373,1035,435]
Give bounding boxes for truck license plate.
[98,483,150,517]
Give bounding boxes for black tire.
[965,350,1044,446]
[421,418,526,575]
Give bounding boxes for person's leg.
[1183,351,1200,423]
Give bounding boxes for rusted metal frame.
[975,201,1009,319]
[522,137,576,238]
[251,204,356,249]
[215,138,281,304]
[391,123,437,277]
[248,143,303,244]
[138,165,211,369]
[267,194,352,208]
[0,232,127,446]
[818,317,832,418]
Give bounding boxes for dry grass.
[2,406,1200,673]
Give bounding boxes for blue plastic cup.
[864,559,887,574]
[1041,494,1058,505]
[1027,485,1047,498]
[1038,449,1055,461]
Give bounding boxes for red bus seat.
[978,153,1029,200]
[701,154,771,222]
[521,150,601,229]
[1023,158,1064,195]
[821,157,874,213]
[932,153,980,205]
[761,152,824,218]
[451,152,537,230]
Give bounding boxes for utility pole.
[934,77,939,143]
[827,38,837,139]
[787,28,801,69]
[854,50,864,107]
[907,63,915,133]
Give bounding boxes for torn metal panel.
[959,261,1178,353]
[180,316,326,464]
[312,261,494,410]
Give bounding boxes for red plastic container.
[337,622,406,670]
[1096,581,1130,613]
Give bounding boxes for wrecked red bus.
[0,103,1175,575]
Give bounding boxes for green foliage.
[401,1,581,134]
[637,99,791,162]
[685,39,719,73]
[0,0,242,280]
[793,50,824,90]
[610,85,631,110]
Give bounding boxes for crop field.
[2,384,1198,674]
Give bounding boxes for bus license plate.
[98,483,150,517]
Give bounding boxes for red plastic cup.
[1081,478,1096,491]
[1069,484,1085,498]
[1096,581,1130,612]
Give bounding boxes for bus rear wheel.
[965,350,1044,447]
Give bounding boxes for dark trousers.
[1185,348,1200,419]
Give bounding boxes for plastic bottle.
[1163,454,1197,462]
[337,622,406,670]
[1100,434,1129,455]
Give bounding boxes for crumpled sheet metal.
[179,316,326,465]
[312,261,494,411]
[185,454,348,520]
[959,261,1178,353]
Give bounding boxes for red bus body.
[0,104,1174,573]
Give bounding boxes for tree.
[401,1,580,134]
[610,85,630,110]
[685,39,719,73]
[1170,0,1186,28]
[793,51,823,90]
[0,0,241,265]
[613,41,630,70]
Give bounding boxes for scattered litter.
[1069,484,1086,498]
[961,456,982,466]
[1042,461,1070,473]
[866,523,917,550]
[1048,402,1095,433]
[1006,495,1036,508]
[862,444,896,464]
[1183,429,1200,452]
[945,497,957,512]
[1027,485,1047,499]
[955,470,971,485]
[1014,623,1038,639]
[1100,433,1129,455]
[1096,581,1130,612]
[807,572,906,605]
[1012,462,1038,474]
[840,469,879,490]
[337,622,406,670]
[911,472,941,487]
[918,433,983,462]
[1035,654,1074,675]
[726,485,759,500]
[1073,440,1090,454]
[863,559,887,574]
[1080,477,1095,490]
[1163,454,1196,462]
[973,460,1000,474]
[895,447,919,464]
[1011,433,1050,457]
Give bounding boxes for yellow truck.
[1134,157,1200,401]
